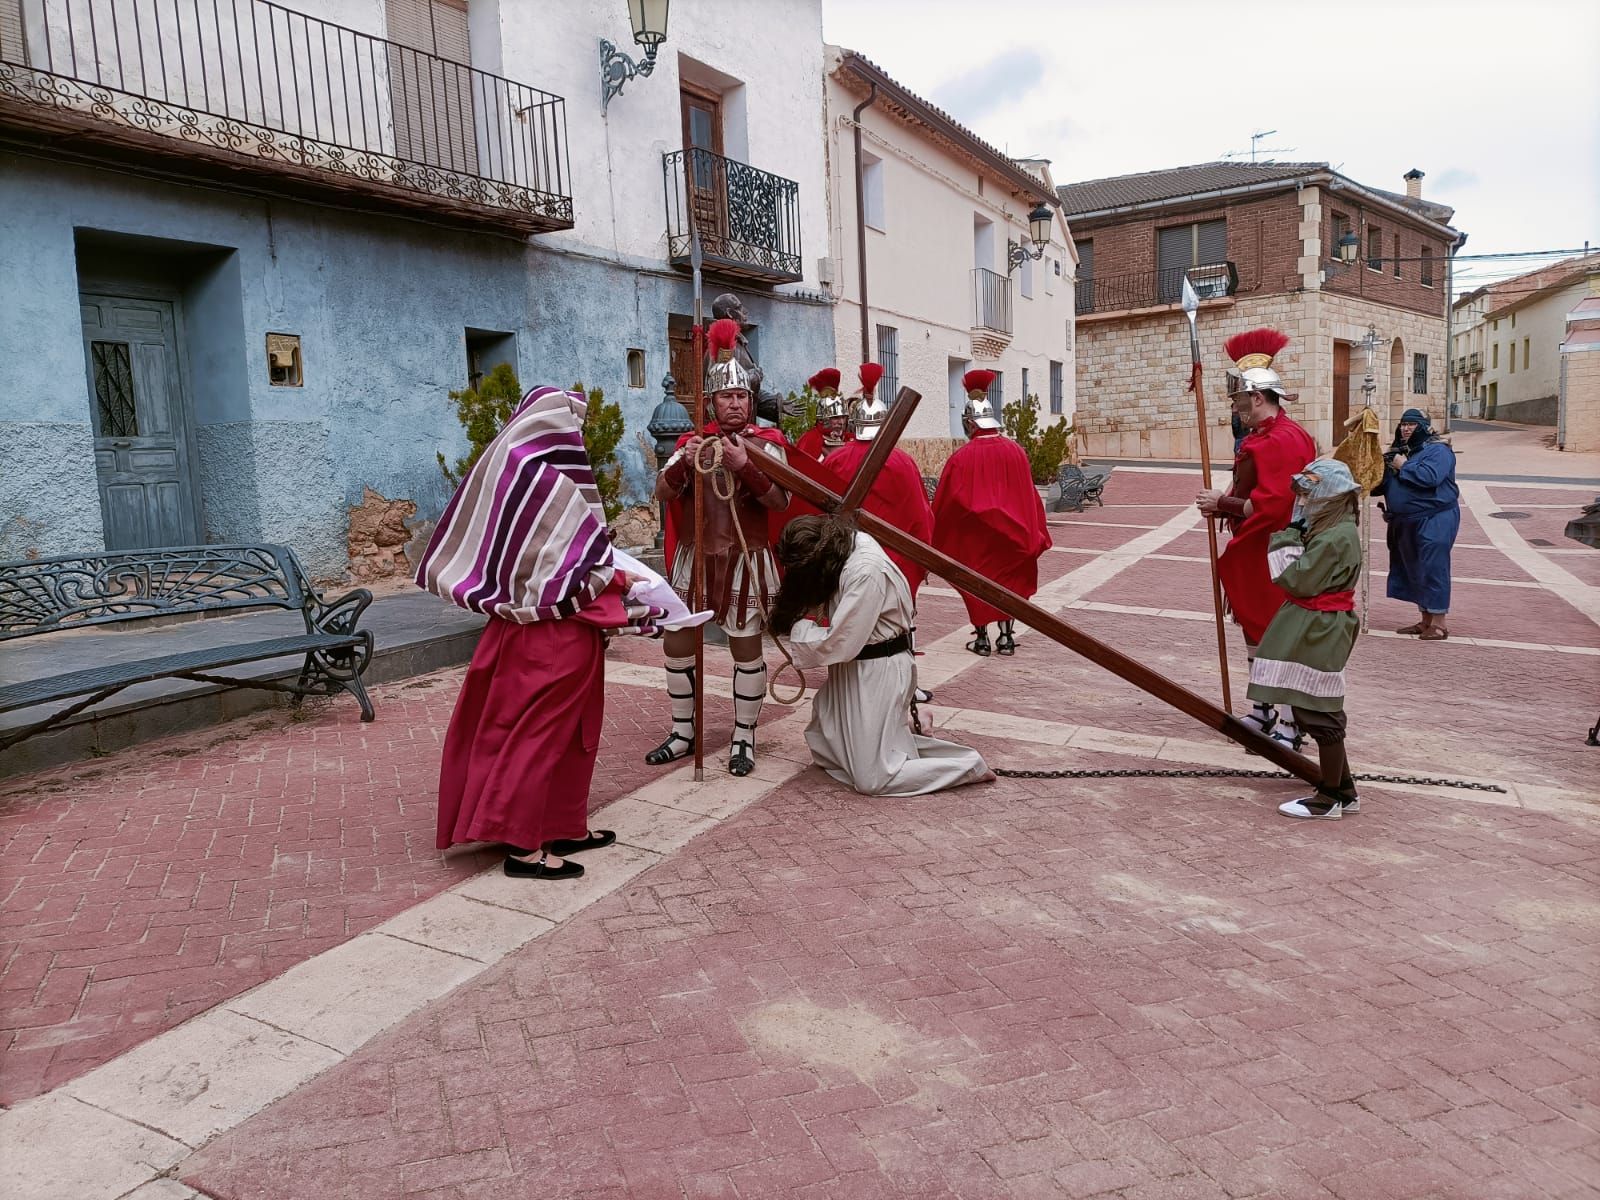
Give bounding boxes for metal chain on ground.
[689,435,809,705]
[993,765,1506,792]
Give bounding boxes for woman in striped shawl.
[1245,459,1364,821]
[416,385,670,878]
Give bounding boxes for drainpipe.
[852,82,879,361]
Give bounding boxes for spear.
[689,223,707,782]
[1182,277,1233,713]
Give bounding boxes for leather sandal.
[1419,625,1449,641]
[966,626,992,656]
[1396,622,1426,635]
[995,623,1017,656]
[729,723,756,777]
[546,830,616,857]
[645,732,695,765]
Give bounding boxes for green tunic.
[1246,521,1361,713]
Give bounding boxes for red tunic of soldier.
[1203,329,1318,646]
[933,370,1051,655]
[794,368,844,462]
[824,363,935,599]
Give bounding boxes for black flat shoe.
[645,732,695,766]
[546,830,616,857]
[504,854,584,879]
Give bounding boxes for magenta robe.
[436,616,604,851]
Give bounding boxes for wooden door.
[680,83,725,249]
[79,294,200,549]
[1333,339,1352,433]
[668,322,702,417]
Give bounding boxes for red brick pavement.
[5,464,1598,1197]
[181,723,1600,1199]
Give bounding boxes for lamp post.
[1007,202,1055,273]
[601,0,671,112]
[646,372,692,552]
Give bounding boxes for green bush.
[779,385,819,445]
[1001,392,1074,485]
[437,366,625,522]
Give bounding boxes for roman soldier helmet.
[704,318,753,395]
[808,367,845,422]
[961,369,1001,433]
[849,363,887,441]
[1223,328,1293,401]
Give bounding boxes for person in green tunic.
[1247,459,1364,820]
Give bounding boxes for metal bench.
[1051,464,1112,513]
[0,544,375,751]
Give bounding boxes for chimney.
[1404,168,1425,200]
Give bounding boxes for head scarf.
[1291,457,1361,538]
[1396,408,1433,452]
[416,385,667,633]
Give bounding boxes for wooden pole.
[748,448,1319,785]
[690,321,706,783]
[1191,364,1233,713]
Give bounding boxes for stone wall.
[1561,347,1600,453]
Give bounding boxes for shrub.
[1001,392,1074,485]
[779,385,819,445]
[437,367,625,522]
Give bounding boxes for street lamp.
[1007,202,1055,273]
[1336,231,1360,265]
[601,0,671,113]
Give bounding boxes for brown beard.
[771,515,857,636]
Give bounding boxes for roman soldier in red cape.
[824,363,935,600]
[933,370,1051,656]
[654,318,790,777]
[1195,328,1318,748]
[794,368,847,462]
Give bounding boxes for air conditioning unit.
[816,256,835,287]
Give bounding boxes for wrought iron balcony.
[0,0,572,234]
[663,147,801,285]
[1469,351,1482,371]
[1075,261,1238,316]
[972,267,1013,335]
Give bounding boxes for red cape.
[826,439,934,597]
[794,426,828,462]
[932,431,1050,624]
[1217,412,1318,642]
[661,424,791,569]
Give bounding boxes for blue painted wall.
[0,153,835,576]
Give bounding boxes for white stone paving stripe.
[1460,480,1600,627]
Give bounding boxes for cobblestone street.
[2,460,1596,1199]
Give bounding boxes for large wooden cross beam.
[752,385,1319,783]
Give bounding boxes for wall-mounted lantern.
[601,0,671,113]
[1007,202,1054,273]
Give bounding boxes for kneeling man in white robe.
[772,515,991,796]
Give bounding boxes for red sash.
[1287,590,1355,613]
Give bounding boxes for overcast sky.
[819,0,1599,290]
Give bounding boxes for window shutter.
[0,0,26,64]
[1075,240,1093,278]
[385,0,476,174]
[1196,219,1227,265]
[1156,226,1190,275]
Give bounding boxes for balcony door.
[681,82,726,250]
[386,0,479,176]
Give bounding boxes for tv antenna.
[1222,129,1295,163]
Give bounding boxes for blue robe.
[1376,439,1460,613]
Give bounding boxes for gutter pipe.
[852,82,879,361]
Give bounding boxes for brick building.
[1058,162,1462,459]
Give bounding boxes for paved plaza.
[1,431,1596,1199]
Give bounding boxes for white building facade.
[821,48,1074,473]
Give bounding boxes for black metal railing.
[1469,351,1481,371]
[663,147,801,283]
[1075,261,1238,315]
[973,267,1012,334]
[0,0,572,228]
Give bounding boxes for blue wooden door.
[79,294,200,550]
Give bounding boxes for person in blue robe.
[1375,408,1460,640]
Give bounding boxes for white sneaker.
[1278,793,1345,820]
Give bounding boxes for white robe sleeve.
[786,561,888,670]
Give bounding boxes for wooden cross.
[751,385,1320,784]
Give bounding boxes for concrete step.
[0,589,485,778]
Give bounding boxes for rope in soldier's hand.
[689,435,809,706]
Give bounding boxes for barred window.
[876,324,899,404]
[1412,353,1428,394]
[1420,245,1434,287]
[1049,360,1064,415]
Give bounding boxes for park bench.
[0,544,375,751]
[1051,463,1113,513]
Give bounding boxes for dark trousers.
[1292,706,1347,747]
